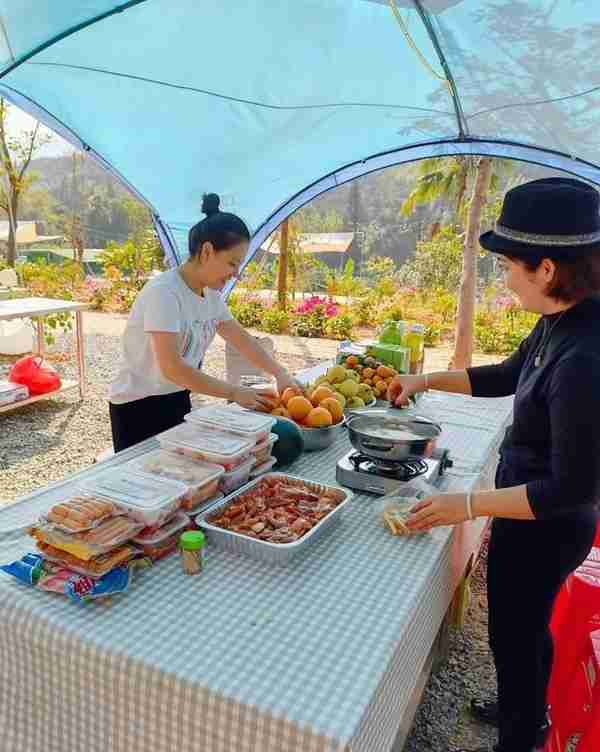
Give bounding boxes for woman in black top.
[388,178,600,752]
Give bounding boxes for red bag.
[9,355,62,396]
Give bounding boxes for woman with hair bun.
[109,193,299,452]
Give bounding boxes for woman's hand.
[405,493,472,532]
[232,386,278,413]
[387,374,427,407]
[275,371,304,397]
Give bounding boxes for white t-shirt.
[110,268,232,404]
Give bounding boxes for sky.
[8,103,72,158]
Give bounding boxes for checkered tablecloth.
[0,392,512,752]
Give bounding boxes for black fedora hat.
[480,177,600,259]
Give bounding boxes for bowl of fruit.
[269,386,346,451]
[308,359,399,416]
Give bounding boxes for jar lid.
[179,530,205,551]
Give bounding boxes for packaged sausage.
[31,516,144,560]
[43,495,122,533]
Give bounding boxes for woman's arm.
[217,319,299,393]
[150,332,274,411]
[405,485,535,532]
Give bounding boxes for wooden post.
[277,219,289,312]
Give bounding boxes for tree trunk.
[452,158,492,369]
[6,197,18,267]
[277,219,289,312]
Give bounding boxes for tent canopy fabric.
[1,1,599,284]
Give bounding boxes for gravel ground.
[0,317,500,751]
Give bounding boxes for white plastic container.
[125,450,224,512]
[250,433,278,465]
[0,380,29,405]
[0,319,33,356]
[249,456,277,479]
[157,423,254,471]
[132,511,191,561]
[80,469,187,528]
[185,404,275,444]
[220,456,256,495]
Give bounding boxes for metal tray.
[196,473,352,566]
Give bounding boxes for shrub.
[324,314,354,340]
[228,295,266,329]
[262,307,290,334]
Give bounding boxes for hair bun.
[201,193,221,218]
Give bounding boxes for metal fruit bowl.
[343,396,377,416]
[300,420,345,451]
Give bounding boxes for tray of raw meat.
[196,473,352,565]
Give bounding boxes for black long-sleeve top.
[467,295,600,522]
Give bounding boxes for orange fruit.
[362,378,373,387]
[271,407,291,418]
[320,397,343,424]
[377,365,394,378]
[345,355,360,368]
[373,375,383,385]
[375,382,388,398]
[288,395,313,422]
[305,406,333,428]
[281,386,301,406]
[311,386,335,406]
[362,367,375,379]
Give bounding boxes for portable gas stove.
[336,447,452,495]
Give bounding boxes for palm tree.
[400,156,505,368]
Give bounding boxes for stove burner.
[348,452,428,481]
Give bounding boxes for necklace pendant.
[534,354,541,367]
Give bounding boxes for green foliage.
[98,232,163,286]
[239,260,274,291]
[228,295,265,330]
[474,308,538,354]
[19,259,84,299]
[324,314,354,340]
[398,226,463,292]
[290,307,327,338]
[262,307,290,334]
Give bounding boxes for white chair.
[0,268,18,288]
[225,336,276,387]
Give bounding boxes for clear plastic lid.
[125,449,224,488]
[0,380,26,394]
[250,456,277,478]
[158,422,254,458]
[80,468,187,510]
[185,404,275,437]
[132,511,190,545]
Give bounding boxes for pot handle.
[361,440,394,453]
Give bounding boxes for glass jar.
[179,530,205,575]
[403,323,425,373]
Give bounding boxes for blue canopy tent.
[1,1,599,290]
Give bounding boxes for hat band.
[495,222,600,247]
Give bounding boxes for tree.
[453,158,493,369]
[0,99,52,266]
[400,155,509,366]
[277,219,289,312]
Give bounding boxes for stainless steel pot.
[346,411,441,462]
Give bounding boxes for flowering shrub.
[295,296,339,317]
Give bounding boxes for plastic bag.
[374,479,438,537]
[9,355,61,395]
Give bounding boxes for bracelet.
[465,492,474,521]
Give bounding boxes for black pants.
[488,516,596,751]
[109,390,192,453]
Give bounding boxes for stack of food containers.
[124,449,224,513]
[183,405,279,486]
[30,464,192,573]
[78,468,192,563]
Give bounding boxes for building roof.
[263,232,354,255]
[0,221,63,245]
